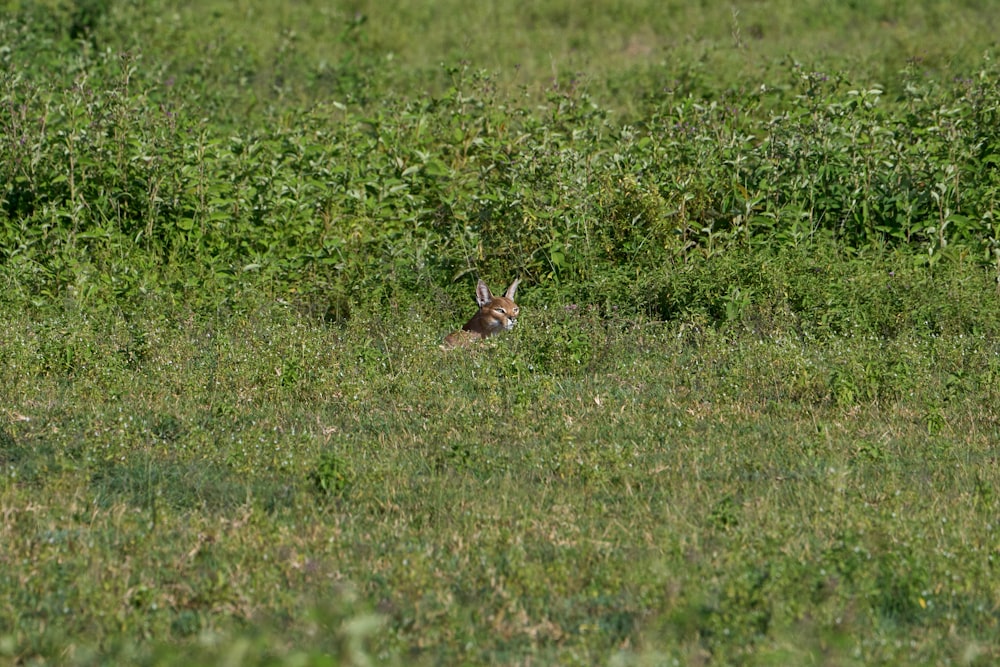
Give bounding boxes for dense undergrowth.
[2,1,1000,665]
[3,1,1000,317]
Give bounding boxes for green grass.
[2,0,1000,664]
[3,250,1000,665]
[92,0,1000,115]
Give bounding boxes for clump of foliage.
[309,451,354,499]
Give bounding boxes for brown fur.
[442,279,521,349]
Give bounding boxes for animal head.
[442,278,521,349]
[471,278,520,335]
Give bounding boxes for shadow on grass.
[0,425,14,455]
[90,452,297,513]
[0,424,58,486]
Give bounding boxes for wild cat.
[441,278,521,349]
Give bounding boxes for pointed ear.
[475,279,493,307]
[504,278,520,301]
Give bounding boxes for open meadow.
[2,1,1000,664]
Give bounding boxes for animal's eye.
[496,307,506,315]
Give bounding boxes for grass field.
[2,1,1000,665]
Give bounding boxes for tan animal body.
[442,279,521,349]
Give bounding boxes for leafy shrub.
[309,451,354,499]
[4,35,1000,316]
